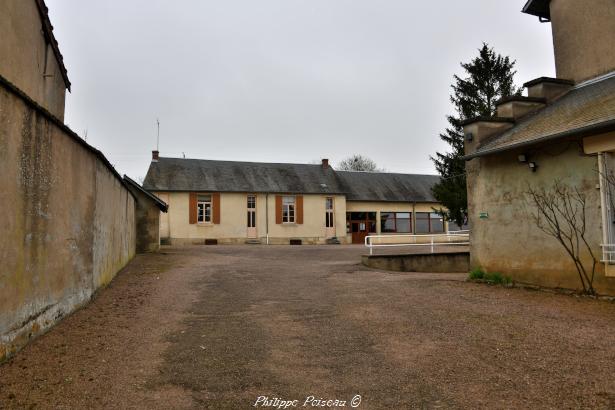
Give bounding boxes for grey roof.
[123,175,168,212]
[522,0,550,19]
[336,171,439,202]
[143,158,347,194]
[467,73,615,159]
[143,157,440,202]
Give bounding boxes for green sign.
[479,212,489,220]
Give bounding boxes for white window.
[600,152,615,263]
[197,194,212,223]
[282,196,295,223]
[325,197,334,228]
[247,195,256,228]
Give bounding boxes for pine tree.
[431,44,521,228]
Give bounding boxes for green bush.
[468,269,512,285]
[468,268,485,280]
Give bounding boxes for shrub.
[469,268,485,280]
[469,269,512,285]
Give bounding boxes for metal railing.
[365,231,470,255]
[601,244,615,264]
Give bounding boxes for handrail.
[365,232,470,255]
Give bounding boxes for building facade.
[463,0,615,294]
[143,155,446,245]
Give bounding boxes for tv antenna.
[156,118,160,151]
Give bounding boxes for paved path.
[2,246,615,409]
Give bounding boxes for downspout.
[598,153,609,247]
[266,193,270,245]
[412,201,416,233]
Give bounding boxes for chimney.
[524,77,574,103]
[321,158,329,169]
[152,150,159,162]
[496,96,546,120]
[462,117,515,156]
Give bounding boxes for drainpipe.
[599,153,609,247]
[412,201,416,233]
[266,193,270,245]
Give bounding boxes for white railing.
[601,244,615,264]
[365,231,470,255]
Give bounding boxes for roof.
[466,72,615,159]
[336,171,440,203]
[35,0,71,90]
[123,176,169,212]
[143,158,347,195]
[522,0,551,20]
[143,157,440,203]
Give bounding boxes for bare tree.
[337,155,382,172]
[525,181,598,295]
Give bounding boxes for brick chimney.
[152,150,159,162]
[321,159,329,169]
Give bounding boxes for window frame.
[247,194,256,228]
[325,197,334,228]
[197,194,212,224]
[380,212,412,234]
[415,212,445,234]
[282,196,296,224]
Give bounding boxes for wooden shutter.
[189,192,197,224]
[296,195,303,224]
[213,193,221,224]
[275,195,282,224]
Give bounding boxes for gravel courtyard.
[1,245,615,409]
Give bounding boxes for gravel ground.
[1,245,615,409]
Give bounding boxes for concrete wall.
[0,81,136,361]
[466,140,615,295]
[362,252,470,273]
[125,185,162,253]
[549,0,615,83]
[157,192,348,245]
[0,0,67,120]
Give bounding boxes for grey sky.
[46,0,555,180]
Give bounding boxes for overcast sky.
[46,0,555,180]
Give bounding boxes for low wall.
[0,76,136,361]
[362,252,470,273]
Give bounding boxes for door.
[247,195,257,238]
[348,212,377,244]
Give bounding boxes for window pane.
[396,218,411,233]
[430,214,444,233]
[326,198,333,210]
[247,196,256,209]
[198,194,211,202]
[397,213,411,219]
[381,213,396,232]
[283,196,295,205]
[415,219,429,234]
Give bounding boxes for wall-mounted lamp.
[528,162,538,172]
[465,133,473,142]
[518,154,528,163]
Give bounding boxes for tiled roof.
[143,157,440,203]
[468,73,615,158]
[336,171,439,202]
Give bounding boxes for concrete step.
[245,239,262,245]
[326,237,341,245]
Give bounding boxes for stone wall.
[0,77,136,361]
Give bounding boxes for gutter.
[464,119,615,160]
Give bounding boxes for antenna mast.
[156,118,160,151]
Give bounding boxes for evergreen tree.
[431,44,521,228]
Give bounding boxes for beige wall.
[0,80,135,361]
[549,0,615,83]
[0,0,67,120]
[157,192,348,244]
[466,140,615,295]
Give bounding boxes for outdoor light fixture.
[465,133,473,142]
[528,162,538,172]
[518,154,528,163]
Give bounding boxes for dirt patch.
[2,245,615,409]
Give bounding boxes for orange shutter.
[213,193,221,224]
[189,192,197,224]
[296,195,304,224]
[275,195,282,224]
